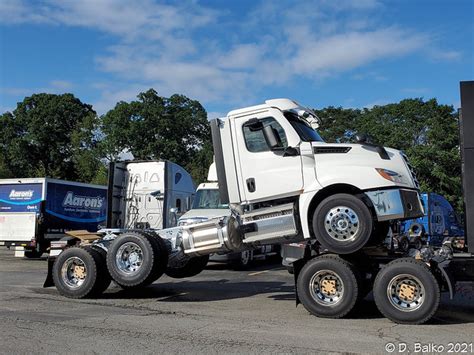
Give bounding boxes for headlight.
[375,168,405,183]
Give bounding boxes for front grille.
[401,152,420,189]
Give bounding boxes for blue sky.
[0,0,473,118]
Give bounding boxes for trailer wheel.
[52,246,110,298]
[313,194,373,254]
[232,250,253,270]
[165,255,209,279]
[297,255,359,318]
[373,258,440,324]
[107,232,166,288]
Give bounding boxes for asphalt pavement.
[0,248,473,354]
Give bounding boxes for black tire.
[52,246,110,298]
[297,255,359,318]
[313,194,373,254]
[106,232,166,288]
[232,250,252,270]
[142,232,169,275]
[84,245,112,295]
[165,255,209,279]
[24,249,43,258]
[373,258,440,324]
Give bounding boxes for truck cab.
[211,98,424,254]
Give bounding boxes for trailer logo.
[62,191,104,210]
[9,189,34,200]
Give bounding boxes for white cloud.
[50,80,73,90]
[0,0,460,114]
[401,88,430,95]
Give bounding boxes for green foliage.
[100,89,212,183]
[0,90,462,213]
[0,93,105,184]
[316,99,462,213]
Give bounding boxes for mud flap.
[292,258,307,306]
[437,259,455,300]
[43,257,56,288]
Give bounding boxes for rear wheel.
[165,255,209,278]
[107,232,167,288]
[233,250,252,270]
[313,194,373,254]
[53,246,110,298]
[373,258,440,324]
[297,255,360,318]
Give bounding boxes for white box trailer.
[0,178,107,257]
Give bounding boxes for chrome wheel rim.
[61,256,87,289]
[115,242,143,274]
[324,206,359,242]
[387,274,425,312]
[309,270,344,306]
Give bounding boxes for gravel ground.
[0,248,473,354]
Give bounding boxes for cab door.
[231,108,303,203]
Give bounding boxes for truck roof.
[197,182,218,190]
[227,98,300,117]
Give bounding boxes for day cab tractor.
[45,82,474,325]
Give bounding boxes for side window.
[242,117,288,153]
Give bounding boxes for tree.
[100,89,212,183]
[0,93,105,183]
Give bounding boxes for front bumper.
[365,188,424,222]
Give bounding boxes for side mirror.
[246,118,264,131]
[355,133,368,144]
[263,125,280,150]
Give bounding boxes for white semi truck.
[44,88,474,324]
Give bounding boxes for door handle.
[246,178,256,193]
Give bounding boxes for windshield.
[284,112,324,142]
[192,188,229,209]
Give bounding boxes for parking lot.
[0,248,473,354]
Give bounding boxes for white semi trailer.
[44,89,474,324]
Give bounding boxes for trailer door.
[0,213,36,242]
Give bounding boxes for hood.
[311,142,418,190]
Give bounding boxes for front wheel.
[373,258,440,324]
[312,193,373,254]
[233,250,252,270]
[297,255,360,318]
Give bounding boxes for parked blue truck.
[0,178,107,258]
[396,192,464,249]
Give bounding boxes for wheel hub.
[398,283,416,302]
[73,265,86,279]
[387,274,425,312]
[324,206,359,242]
[321,279,337,296]
[61,256,87,289]
[309,270,344,306]
[116,242,143,274]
